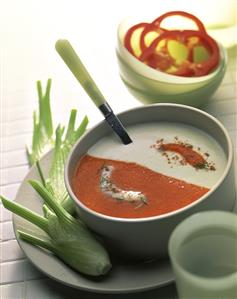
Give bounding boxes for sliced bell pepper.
[124,22,148,57]
[152,11,206,33]
[140,30,219,77]
[123,12,220,77]
[139,24,167,53]
[139,11,206,54]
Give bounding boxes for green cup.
[168,211,237,299]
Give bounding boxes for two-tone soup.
[72,122,226,218]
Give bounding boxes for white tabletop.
[1,1,236,298]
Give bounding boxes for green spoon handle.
[55,39,106,107]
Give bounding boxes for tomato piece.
[146,52,174,71]
[167,61,195,77]
[124,22,148,57]
[145,40,174,71]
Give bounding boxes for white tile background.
[1,0,236,298]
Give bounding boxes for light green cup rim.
[168,211,237,288]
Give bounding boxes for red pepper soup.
[72,155,209,218]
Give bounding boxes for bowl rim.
[117,19,227,85]
[117,50,227,95]
[65,103,233,223]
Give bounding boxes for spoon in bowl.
[55,39,132,145]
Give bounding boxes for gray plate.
[12,150,174,294]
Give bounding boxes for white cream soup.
[88,122,226,188]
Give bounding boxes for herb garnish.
[100,165,148,208]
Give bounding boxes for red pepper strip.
[139,30,185,69]
[150,11,207,64]
[160,143,207,168]
[152,11,206,33]
[139,24,167,53]
[124,22,148,57]
[173,30,220,77]
[140,11,206,53]
[140,30,219,77]
[187,48,193,62]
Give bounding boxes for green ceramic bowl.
[117,53,227,107]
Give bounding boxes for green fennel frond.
[26,79,88,214]
[26,79,54,166]
[0,79,111,276]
